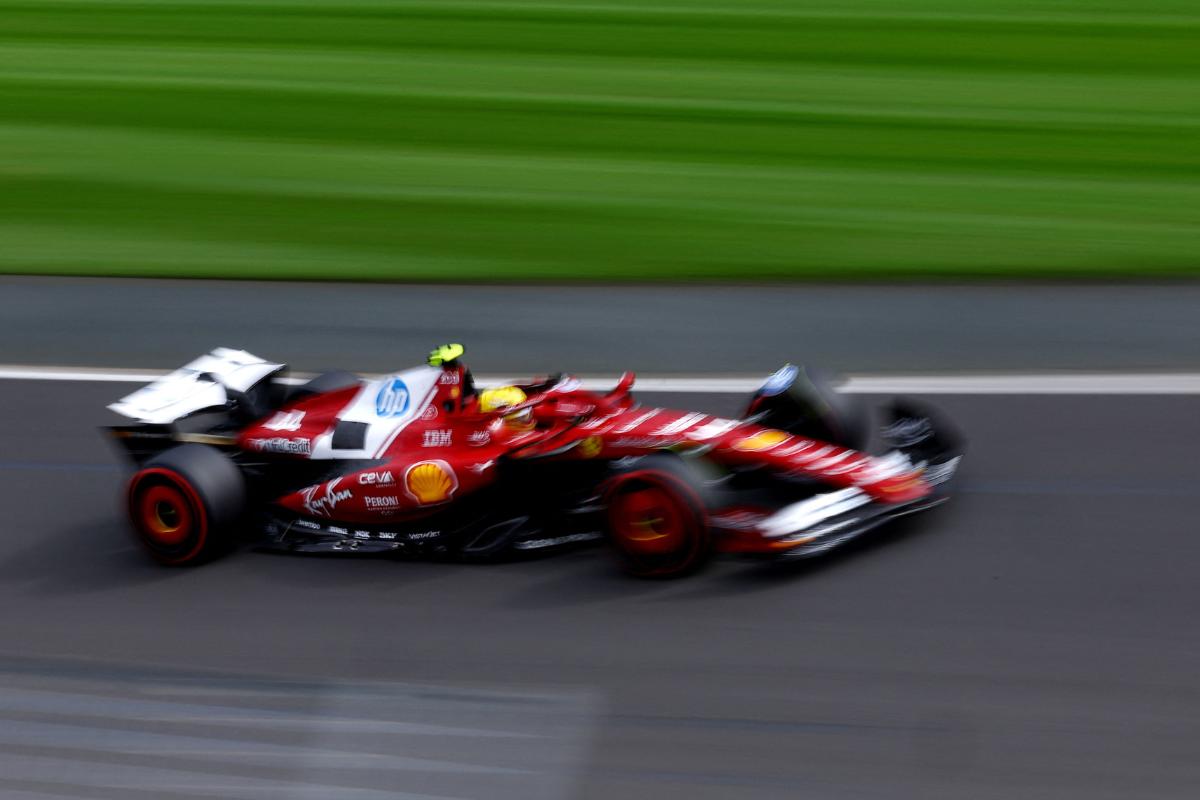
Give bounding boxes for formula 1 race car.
[106,345,964,577]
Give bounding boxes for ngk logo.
[358,470,395,486]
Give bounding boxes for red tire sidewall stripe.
[603,468,709,573]
[136,484,193,546]
[128,467,210,564]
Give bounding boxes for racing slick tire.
[126,444,246,566]
[602,456,713,579]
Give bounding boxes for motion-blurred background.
[3,4,1200,800]
[3,0,1198,280]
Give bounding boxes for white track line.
[0,365,167,383]
[842,374,1200,395]
[2,364,1200,394]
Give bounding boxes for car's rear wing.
[107,348,285,424]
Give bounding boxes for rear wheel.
[127,444,245,565]
[603,458,712,578]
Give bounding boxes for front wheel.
[602,458,712,578]
[126,444,245,565]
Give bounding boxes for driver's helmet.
[478,385,533,430]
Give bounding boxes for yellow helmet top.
[478,385,527,413]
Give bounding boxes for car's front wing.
[714,455,961,558]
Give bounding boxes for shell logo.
[578,436,603,458]
[733,430,790,452]
[881,475,923,495]
[404,460,459,505]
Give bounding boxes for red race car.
[107,345,964,577]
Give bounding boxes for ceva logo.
[375,378,410,418]
[358,470,395,486]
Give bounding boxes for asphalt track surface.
[2,375,1199,799]
[3,276,1200,373]
[2,277,1199,799]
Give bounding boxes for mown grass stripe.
[1,0,1197,279]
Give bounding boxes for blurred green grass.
[1,0,1197,280]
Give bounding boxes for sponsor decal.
[438,372,461,385]
[404,460,458,505]
[420,405,439,421]
[294,519,321,530]
[263,410,305,432]
[328,526,348,535]
[760,365,799,397]
[302,478,352,516]
[378,531,398,540]
[422,429,452,448]
[250,437,311,455]
[375,378,410,418]
[733,430,791,452]
[357,470,395,486]
[578,436,603,458]
[354,530,370,539]
[407,530,440,541]
[365,495,401,509]
[467,430,491,446]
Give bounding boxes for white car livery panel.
[108,348,284,425]
[308,365,442,459]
